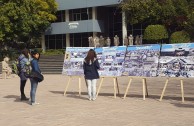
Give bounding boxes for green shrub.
[170,31,191,43]
[43,49,65,55]
[32,48,43,53]
[144,25,168,43]
[0,48,19,61]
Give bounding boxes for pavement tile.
[0,75,194,126]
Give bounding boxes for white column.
[65,10,70,47]
[122,11,127,46]
[66,34,70,47]
[92,7,97,20]
[66,10,69,21]
[92,7,97,37]
[41,34,46,52]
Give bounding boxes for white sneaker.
[92,97,96,101]
[31,102,40,106]
[88,98,92,101]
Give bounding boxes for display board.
[95,46,126,76]
[62,43,194,78]
[62,47,93,76]
[158,43,194,77]
[122,45,160,77]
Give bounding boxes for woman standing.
[83,49,100,101]
[18,49,30,101]
[30,50,41,105]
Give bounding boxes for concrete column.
[41,34,46,52]
[92,7,97,20]
[122,11,127,46]
[66,10,69,21]
[65,10,70,47]
[66,34,70,47]
[92,7,97,37]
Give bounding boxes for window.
[54,10,65,22]
[45,34,66,49]
[70,33,91,47]
[69,8,92,21]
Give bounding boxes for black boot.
[21,94,29,101]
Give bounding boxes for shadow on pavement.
[50,91,64,94]
[66,95,88,100]
[171,103,194,108]
[50,91,88,100]
[3,95,24,103]
[50,91,87,95]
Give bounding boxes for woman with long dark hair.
[18,48,30,101]
[83,49,100,101]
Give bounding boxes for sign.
[95,46,126,76]
[158,43,194,77]
[62,47,93,76]
[122,45,160,77]
[68,22,79,29]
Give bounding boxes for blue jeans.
[30,78,38,103]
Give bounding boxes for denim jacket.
[31,58,41,74]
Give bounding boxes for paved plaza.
[0,74,194,126]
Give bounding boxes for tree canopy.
[0,0,57,47]
[184,0,194,40]
[120,0,193,40]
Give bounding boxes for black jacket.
[83,59,100,79]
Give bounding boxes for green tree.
[184,0,194,41]
[168,0,189,32]
[144,25,168,43]
[170,31,190,43]
[120,0,159,25]
[120,0,190,34]
[0,0,57,48]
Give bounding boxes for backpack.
[12,57,32,78]
[12,60,21,75]
[23,61,32,78]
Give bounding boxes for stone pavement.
[0,75,194,126]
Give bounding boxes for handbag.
[30,71,44,82]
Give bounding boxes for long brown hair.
[85,49,97,64]
[22,48,29,58]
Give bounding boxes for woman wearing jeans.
[30,50,41,105]
[83,49,100,101]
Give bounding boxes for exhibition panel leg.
[123,78,132,99]
[159,78,169,101]
[116,77,120,95]
[64,76,71,96]
[124,77,148,100]
[96,77,120,98]
[160,78,185,102]
[64,76,82,96]
[180,79,184,102]
[145,78,149,97]
[113,77,117,98]
[79,77,81,96]
[142,78,146,100]
[96,77,104,98]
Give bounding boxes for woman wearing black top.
[83,49,100,101]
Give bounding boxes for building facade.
[43,0,145,49]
